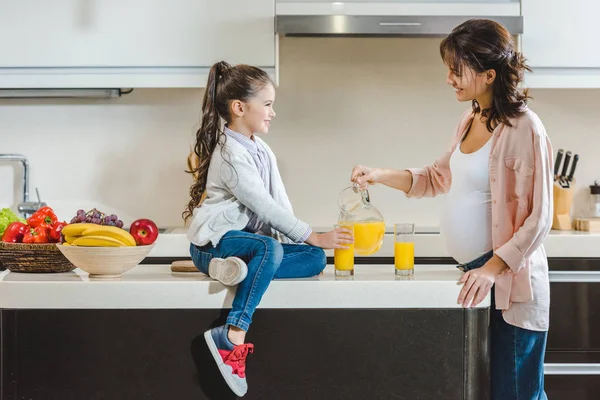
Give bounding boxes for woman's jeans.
[190,230,326,331]
[460,251,548,400]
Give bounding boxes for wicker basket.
[0,242,76,273]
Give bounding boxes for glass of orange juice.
[394,223,415,276]
[334,223,355,277]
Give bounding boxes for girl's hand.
[307,228,353,250]
[351,165,381,190]
[457,255,509,308]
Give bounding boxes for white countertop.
[150,229,600,259]
[0,264,489,309]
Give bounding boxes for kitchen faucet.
[0,154,46,218]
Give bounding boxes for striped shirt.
[224,127,312,242]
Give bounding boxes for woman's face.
[446,66,491,103]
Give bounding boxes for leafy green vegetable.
[0,208,26,237]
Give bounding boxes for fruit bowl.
[55,244,154,278]
[0,242,76,273]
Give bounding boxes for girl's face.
[239,83,276,135]
[446,66,491,103]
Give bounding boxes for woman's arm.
[494,128,554,274]
[351,167,413,192]
[351,148,454,198]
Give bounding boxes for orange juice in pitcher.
[353,221,386,255]
[338,184,385,256]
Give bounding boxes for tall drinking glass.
[334,223,355,277]
[394,223,415,276]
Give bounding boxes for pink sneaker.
[204,325,254,397]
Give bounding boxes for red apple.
[129,218,159,246]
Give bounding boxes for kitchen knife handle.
[568,154,579,181]
[554,149,564,177]
[560,151,572,179]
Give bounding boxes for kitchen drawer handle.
[379,22,422,27]
[549,271,600,282]
[545,363,600,375]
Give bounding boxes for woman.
[351,19,552,399]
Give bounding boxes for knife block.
[553,181,575,230]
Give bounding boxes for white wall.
[1,37,599,228]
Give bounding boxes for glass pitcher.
[338,184,385,256]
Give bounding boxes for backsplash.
[2,37,600,229]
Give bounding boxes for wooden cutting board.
[170,260,199,272]
[573,217,600,232]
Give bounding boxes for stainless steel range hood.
[276,1,524,37]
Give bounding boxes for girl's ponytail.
[183,61,231,222]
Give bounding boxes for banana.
[72,236,126,247]
[81,225,136,247]
[63,235,79,244]
[61,223,98,237]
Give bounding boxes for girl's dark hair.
[183,61,274,222]
[440,18,532,132]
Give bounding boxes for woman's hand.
[351,165,382,190]
[457,255,509,307]
[351,166,413,193]
[306,228,354,250]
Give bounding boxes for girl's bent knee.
[260,237,284,265]
[311,247,327,275]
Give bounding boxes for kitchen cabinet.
[1,265,491,400]
[522,0,600,88]
[0,0,276,88]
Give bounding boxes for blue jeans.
[461,251,548,400]
[190,230,326,331]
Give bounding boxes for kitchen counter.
[0,264,488,309]
[1,264,490,400]
[149,229,600,259]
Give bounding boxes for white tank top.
[440,138,493,264]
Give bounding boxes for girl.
[351,19,552,399]
[184,61,352,397]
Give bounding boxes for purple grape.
[106,221,116,227]
[77,209,85,216]
[115,220,124,228]
[109,214,118,222]
[70,216,78,224]
[85,216,92,223]
[77,214,86,222]
[91,217,101,225]
[93,212,101,219]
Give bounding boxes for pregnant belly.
[440,190,493,264]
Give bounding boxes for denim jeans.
[190,230,326,331]
[461,251,548,400]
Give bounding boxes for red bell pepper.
[22,226,50,244]
[26,207,57,229]
[49,221,67,243]
[1,221,29,243]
